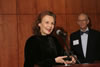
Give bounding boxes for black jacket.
[70,29,100,63]
[24,35,65,67]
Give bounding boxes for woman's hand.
[55,56,76,65]
[55,56,67,64]
[71,56,76,64]
[65,56,76,64]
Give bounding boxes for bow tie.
[80,31,89,35]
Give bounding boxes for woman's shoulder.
[26,35,40,42]
[25,35,41,49]
[25,35,41,47]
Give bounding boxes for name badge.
[73,40,79,45]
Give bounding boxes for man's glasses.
[78,19,88,22]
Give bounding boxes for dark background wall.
[0,0,100,67]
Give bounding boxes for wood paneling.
[66,15,79,33]
[36,0,52,14]
[0,15,18,67]
[52,0,66,14]
[17,0,36,14]
[66,0,82,14]
[87,14,97,29]
[82,0,97,14]
[95,15,100,31]
[18,15,35,67]
[56,15,67,31]
[96,0,100,14]
[0,0,100,67]
[0,0,16,14]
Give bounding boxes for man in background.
[70,13,100,63]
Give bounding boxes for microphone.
[56,29,67,37]
[56,29,81,64]
[56,29,71,61]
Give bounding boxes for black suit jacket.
[70,29,100,63]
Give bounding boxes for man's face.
[77,14,89,30]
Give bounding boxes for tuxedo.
[70,28,100,63]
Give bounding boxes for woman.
[24,11,76,67]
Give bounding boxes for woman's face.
[38,15,55,35]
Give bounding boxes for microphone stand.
[61,35,81,64]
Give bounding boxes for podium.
[34,62,100,67]
[53,63,100,67]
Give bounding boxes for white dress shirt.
[80,28,89,57]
